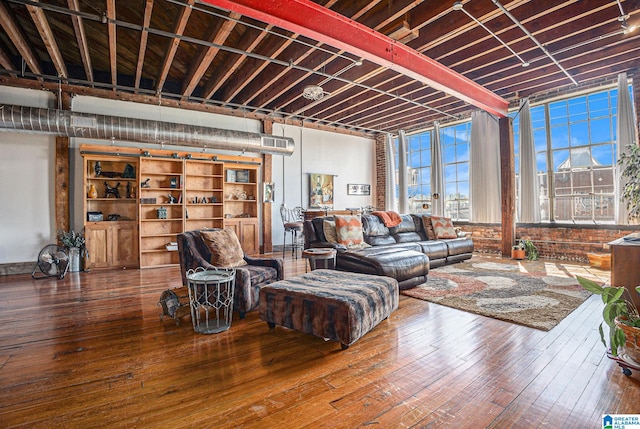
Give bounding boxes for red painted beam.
[201,0,509,117]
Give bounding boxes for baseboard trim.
[0,262,33,276]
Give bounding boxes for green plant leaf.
[577,276,604,294]
[601,287,625,304]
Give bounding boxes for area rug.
[401,259,592,330]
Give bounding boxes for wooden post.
[262,120,273,254]
[55,92,72,234]
[499,116,515,257]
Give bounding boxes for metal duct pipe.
[0,104,294,156]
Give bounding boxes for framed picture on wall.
[309,173,334,208]
[263,182,274,203]
[347,184,370,195]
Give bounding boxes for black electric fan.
[32,245,70,280]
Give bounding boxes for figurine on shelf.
[104,182,121,199]
[141,178,151,188]
[94,161,102,177]
[126,182,136,199]
[167,194,177,204]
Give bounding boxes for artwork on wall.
[263,182,274,203]
[309,173,334,208]
[347,184,371,195]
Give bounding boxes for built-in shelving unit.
[81,145,263,269]
[139,158,184,268]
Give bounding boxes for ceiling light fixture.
[452,2,529,67]
[616,0,636,34]
[302,84,324,100]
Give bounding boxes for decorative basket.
[615,317,640,363]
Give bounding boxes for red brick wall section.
[458,223,637,262]
[374,134,387,211]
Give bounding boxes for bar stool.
[280,205,304,258]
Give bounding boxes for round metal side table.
[186,267,236,334]
[302,248,337,271]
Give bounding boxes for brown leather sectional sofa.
[303,213,474,289]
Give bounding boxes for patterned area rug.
[401,259,592,330]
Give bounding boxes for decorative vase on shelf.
[88,184,98,199]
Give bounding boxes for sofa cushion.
[200,229,247,267]
[431,216,457,239]
[392,214,419,233]
[421,215,437,240]
[323,219,338,243]
[335,215,365,248]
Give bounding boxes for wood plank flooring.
[0,254,638,428]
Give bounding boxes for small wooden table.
[609,233,640,312]
[302,248,337,271]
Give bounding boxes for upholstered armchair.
[177,229,284,319]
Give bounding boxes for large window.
[441,123,470,220]
[397,132,432,214]
[394,85,630,224]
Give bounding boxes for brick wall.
[374,134,387,210]
[457,222,637,262]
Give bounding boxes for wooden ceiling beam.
[26,0,68,78]
[200,23,271,99]
[134,0,154,93]
[67,0,93,83]
[0,46,16,76]
[106,0,117,90]
[0,1,43,78]
[156,0,195,94]
[182,11,240,98]
[201,0,508,116]
[219,34,297,103]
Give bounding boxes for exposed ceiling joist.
[201,0,509,117]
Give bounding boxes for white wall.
[0,87,56,263]
[271,124,375,246]
[0,87,375,263]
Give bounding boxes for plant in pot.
[57,229,86,272]
[521,238,539,261]
[577,276,640,364]
[618,143,640,222]
[511,241,526,260]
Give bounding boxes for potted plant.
[618,143,640,221]
[511,241,526,260]
[521,238,539,261]
[577,276,640,362]
[57,229,86,272]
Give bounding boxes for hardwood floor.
[0,254,638,428]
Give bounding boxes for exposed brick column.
[374,133,387,210]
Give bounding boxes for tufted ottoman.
[259,269,398,349]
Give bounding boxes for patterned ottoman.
[259,269,399,349]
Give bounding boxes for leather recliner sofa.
[303,213,473,289]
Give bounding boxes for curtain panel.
[469,110,501,223]
[385,133,398,211]
[615,72,638,225]
[397,130,410,214]
[518,98,541,223]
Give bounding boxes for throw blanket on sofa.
[372,211,403,227]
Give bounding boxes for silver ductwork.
[0,104,294,156]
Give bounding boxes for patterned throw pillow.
[200,229,247,267]
[323,219,338,243]
[430,216,457,239]
[334,215,365,248]
[421,215,436,240]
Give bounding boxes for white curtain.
[384,133,398,211]
[469,110,501,223]
[431,122,444,216]
[615,72,638,225]
[397,130,409,213]
[518,98,541,223]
